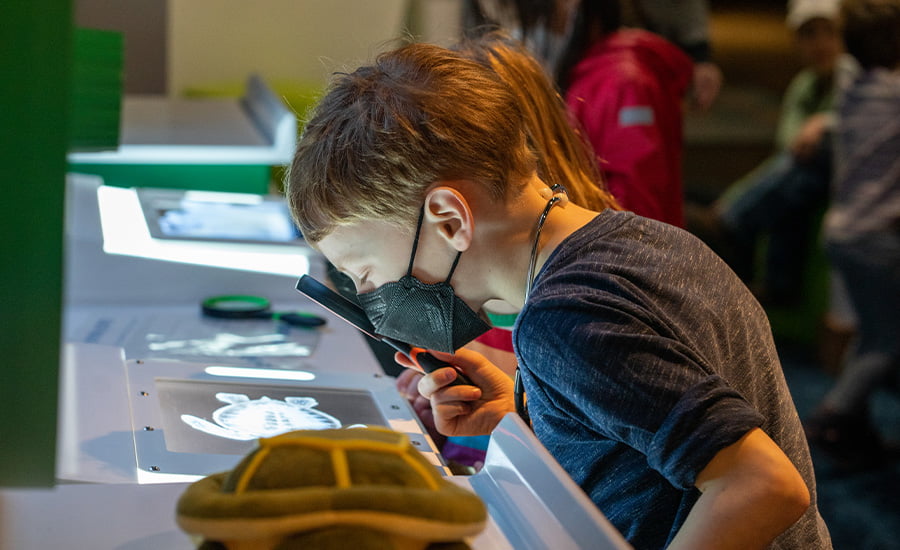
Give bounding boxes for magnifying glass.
[201,295,327,328]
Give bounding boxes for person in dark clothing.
[804,0,900,470]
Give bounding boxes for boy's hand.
[396,368,425,402]
[395,369,445,448]
[395,348,515,437]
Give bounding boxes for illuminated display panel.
[123,357,437,481]
[155,378,388,456]
[136,188,303,245]
[96,185,312,278]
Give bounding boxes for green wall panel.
[68,163,272,194]
[0,1,71,486]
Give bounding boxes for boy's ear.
[423,186,474,252]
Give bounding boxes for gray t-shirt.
[514,210,831,549]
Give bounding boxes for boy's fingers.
[398,380,420,401]
[394,351,425,374]
[395,369,423,400]
[417,367,458,398]
[420,370,482,402]
[432,400,472,421]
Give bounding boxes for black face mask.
[355,209,491,353]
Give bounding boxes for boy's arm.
[667,427,811,550]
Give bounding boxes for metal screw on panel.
[143,426,155,431]
[149,466,160,472]
[411,440,421,447]
[391,404,400,410]
[139,391,149,397]
[136,360,144,365]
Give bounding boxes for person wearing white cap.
[786,0,842,30]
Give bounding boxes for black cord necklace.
[515,185,566,424]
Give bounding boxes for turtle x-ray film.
[155,378,388,456]
[125,357,443,480]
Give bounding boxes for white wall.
[74,0,465,96]
[167,0,411,95]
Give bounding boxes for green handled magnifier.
[201,295,326,328]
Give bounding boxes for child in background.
[805,0,900,470]
[690,0,858,306]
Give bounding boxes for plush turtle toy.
[176,426,488,550]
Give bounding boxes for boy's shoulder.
[554,209,694,254]
[544,209,713,282]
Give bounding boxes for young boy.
[286,43,831,549]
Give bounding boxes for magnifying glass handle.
[407,347,474,387]
[273,312,327,328]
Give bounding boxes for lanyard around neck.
[516,184,566,425]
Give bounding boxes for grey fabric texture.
[514,209,831,549]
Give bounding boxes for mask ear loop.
[408,206,464,282]
[406,207,427,276]
[444,252,463,283]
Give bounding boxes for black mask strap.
[444,252,462,284]
[406,207,427,276]
[408,206,463,285]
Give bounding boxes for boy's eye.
[356,273,374,293]
[344,269,371,293]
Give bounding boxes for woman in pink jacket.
[563,13,693,227]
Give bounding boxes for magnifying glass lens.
[215,299,264,311]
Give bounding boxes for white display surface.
[57,174,396,487]
[0,478,512,550]
[64,174,323,306]
[0,482,196,550]
[123,355,440,481]
[54,343,417,485]
[0,176,631,549]
[120,97,269,147]
[97,185,312,278]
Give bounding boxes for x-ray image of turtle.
[181,393,343,441]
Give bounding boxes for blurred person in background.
[465,0,693,227]
[623,0,723,111]
[688,0,857,307]
[804,0,900,470]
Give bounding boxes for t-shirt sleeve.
[515,292,764,489]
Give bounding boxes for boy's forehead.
[316,221,409,268]
[316,225,366,266]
